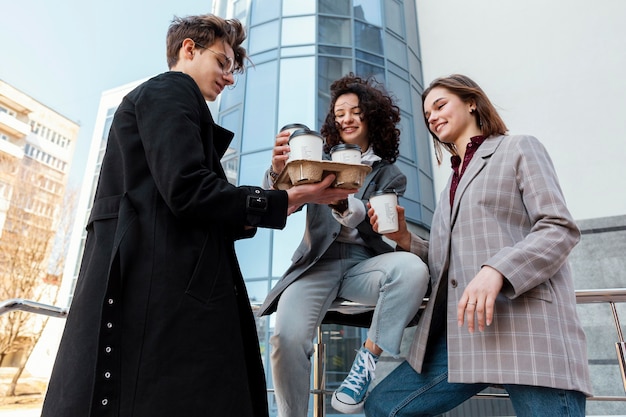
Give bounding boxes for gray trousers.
[270,242,429,417]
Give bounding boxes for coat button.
[102,398,108,406]
[106,322,113,329]
[450,279,458,288]
[104,371,111,379]
[108,298,114,305]
[105,346,112,353]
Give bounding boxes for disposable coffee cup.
[280,123,309,135]
[330,143,361,164]
[369,190,399,234]
[288,129,324,161]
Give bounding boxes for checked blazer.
[406,134,592,395]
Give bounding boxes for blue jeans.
[270,242,429,417]
[364,331,586,417]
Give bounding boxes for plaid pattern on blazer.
[406,134,592,396]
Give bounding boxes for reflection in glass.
[384,0,404,36]
[249,20,280,54]
[355,21,383,54]
[355,61,384,82]
[236,226,270,278]
[396,113,415,164]
[272,209,306,276]
[317,56,352,128]
[278,57,316,131]
[244,279,270,305]
[283,0,315,16]
[318,17,351,46]
[243,61,278,153]
[354,0,382,25]
[385,32,408,68]
[318,45,352,57]
[219,71,245,110]
[239,151,271,186]
[220,152,239,185]
[319,0,350,16]
[219,109,241,154]
[282,16,316,46]
[250,0,280,25]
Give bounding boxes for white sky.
[2,0,624,220]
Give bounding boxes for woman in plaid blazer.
[365,74,591,416]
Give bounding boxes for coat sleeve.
[132,73,288,230]
[483,135,580,297]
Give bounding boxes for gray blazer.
[258,160,406,320]
[406,134,592,395]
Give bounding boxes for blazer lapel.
[449,135,504,225]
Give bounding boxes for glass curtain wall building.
[212,0,435,415]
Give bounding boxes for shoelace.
[340,349,377,394]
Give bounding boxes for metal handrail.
[2,288,625,415]
[0,298,68,318]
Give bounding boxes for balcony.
[0,112,30,138]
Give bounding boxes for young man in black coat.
[41,14,353,417]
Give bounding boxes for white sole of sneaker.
[331,392,365,414]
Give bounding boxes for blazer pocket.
[522,280,554,303]
[185,234,222,304]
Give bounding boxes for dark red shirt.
[449,135,486,208]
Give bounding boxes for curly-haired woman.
[258,73,430,415]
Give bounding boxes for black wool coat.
[42,72,287,417]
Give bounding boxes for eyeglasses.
[193,41,237,75]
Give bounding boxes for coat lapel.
[449,135,504,225]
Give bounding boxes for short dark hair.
[166,14,247,71]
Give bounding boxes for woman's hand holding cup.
[367,203,412,251]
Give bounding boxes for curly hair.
[166,14,247,72]
[320,73,401,163]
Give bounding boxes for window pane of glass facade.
[283,0,315,16]
[385,32,408,68]
[219,74,245,111]
[354,0,382,26]
[318,57,352,94]
[384,0,404,37]
[354,21,383,54]
[355,61,384,81]
[278,57,316,131]
[250,0,280,24]
[397,112,415,164]
[318,17,351,46]
[280,45,316,57]
[236,226,271,277]
[244,279,270,305]
[219,109,241,153]
[355,49,384,66]
[318,45,352,57]
[387,72,410,113]
[249,20,280,53]
[282,16,316,46]
[319,0,350,16]
[272,209,306,276]
[243,61,278,153]
[239,150,270,186]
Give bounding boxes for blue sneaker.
[331,346,379,414]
